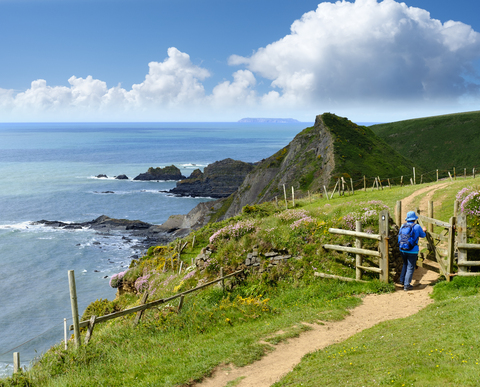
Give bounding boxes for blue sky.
[1,0,479,122]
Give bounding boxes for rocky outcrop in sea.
[34,215,191,250]
[133,165,185,181]
[169,158,254,198]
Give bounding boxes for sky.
[1,0,480,123]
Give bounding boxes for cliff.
[162,113,416,230]
[169,158,255,198]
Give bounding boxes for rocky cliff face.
[161,112,415,231]
[169,158,255,198]
[219,114,335,219]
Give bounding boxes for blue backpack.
[398,223,416,250]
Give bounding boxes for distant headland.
[238,118,300,123]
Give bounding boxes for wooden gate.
[322,210,390,283]
[415,205,455,282]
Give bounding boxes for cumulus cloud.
[1,0,480,121]
[127,47,211,108]
[229,0,480,106]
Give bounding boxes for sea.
[0,121,311,377]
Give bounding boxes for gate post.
[457,214,467,276]
[447,216,456,282]
[379,210,389,283]
[355,221,363,281]
[395,201,402,227]
[428,201,434,233]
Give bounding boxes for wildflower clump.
[109,270,128,288]
[209,220,257,244]
[457,187,480,216]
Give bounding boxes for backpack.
[398,223,416,250]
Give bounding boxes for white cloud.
[210,70,257,107]
[1,1,480,122]
[127,47,210,108]
[230,0,480,106]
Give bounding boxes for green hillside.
[323,113,417,188]
[370,110,480,173]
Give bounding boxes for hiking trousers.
[399,251,418,289]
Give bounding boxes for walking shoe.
[404,285,413,291]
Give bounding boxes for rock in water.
[169,158,254,198]
[133,165,185,181]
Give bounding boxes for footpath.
[195,183,450,387]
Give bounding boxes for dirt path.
[196,269,437,387]
[195,184,451,387]
[399,181,452,221]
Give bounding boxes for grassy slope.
[323,113,417,188]
[370,110,480,173]
[274,277,480,387]
[4,178,480,386]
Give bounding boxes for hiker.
[398,211,426,291]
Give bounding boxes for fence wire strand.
[0,318,71,357]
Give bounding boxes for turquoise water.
[0,122,309,376]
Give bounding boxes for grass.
[3,178,480,386]
[273,277,480,387]
[370,110,480,173]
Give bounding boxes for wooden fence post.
[291,186,295,207]
[84,315,97,345]
[192,235,196,249]
[400,176,403,186]
[474,168,476,179]
[363,175,366,192]
[379,210,389,283]
[323,186,329,200]
[457,214,467,276]
[447,216,456,282]
[355,221,363,281]
[178,295,185,313]
[428,201,434,233]
[464,168,467,179]
[220,267,225,292]
[64,318,68,350]
[68,270,81,348]
[350,178,354,195]
[283,184,288,210]
[413,167,416,184]
[134,291,149,326]
[377,176,383,190]
[13,352,20,374]
[436,169,439,182]
[388,178,391,189]
[396,201,402,227]
[448,171,453,181]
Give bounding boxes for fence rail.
[69,269,244,337]
[322,210,389,283]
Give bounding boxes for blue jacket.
[399,221,426,254]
